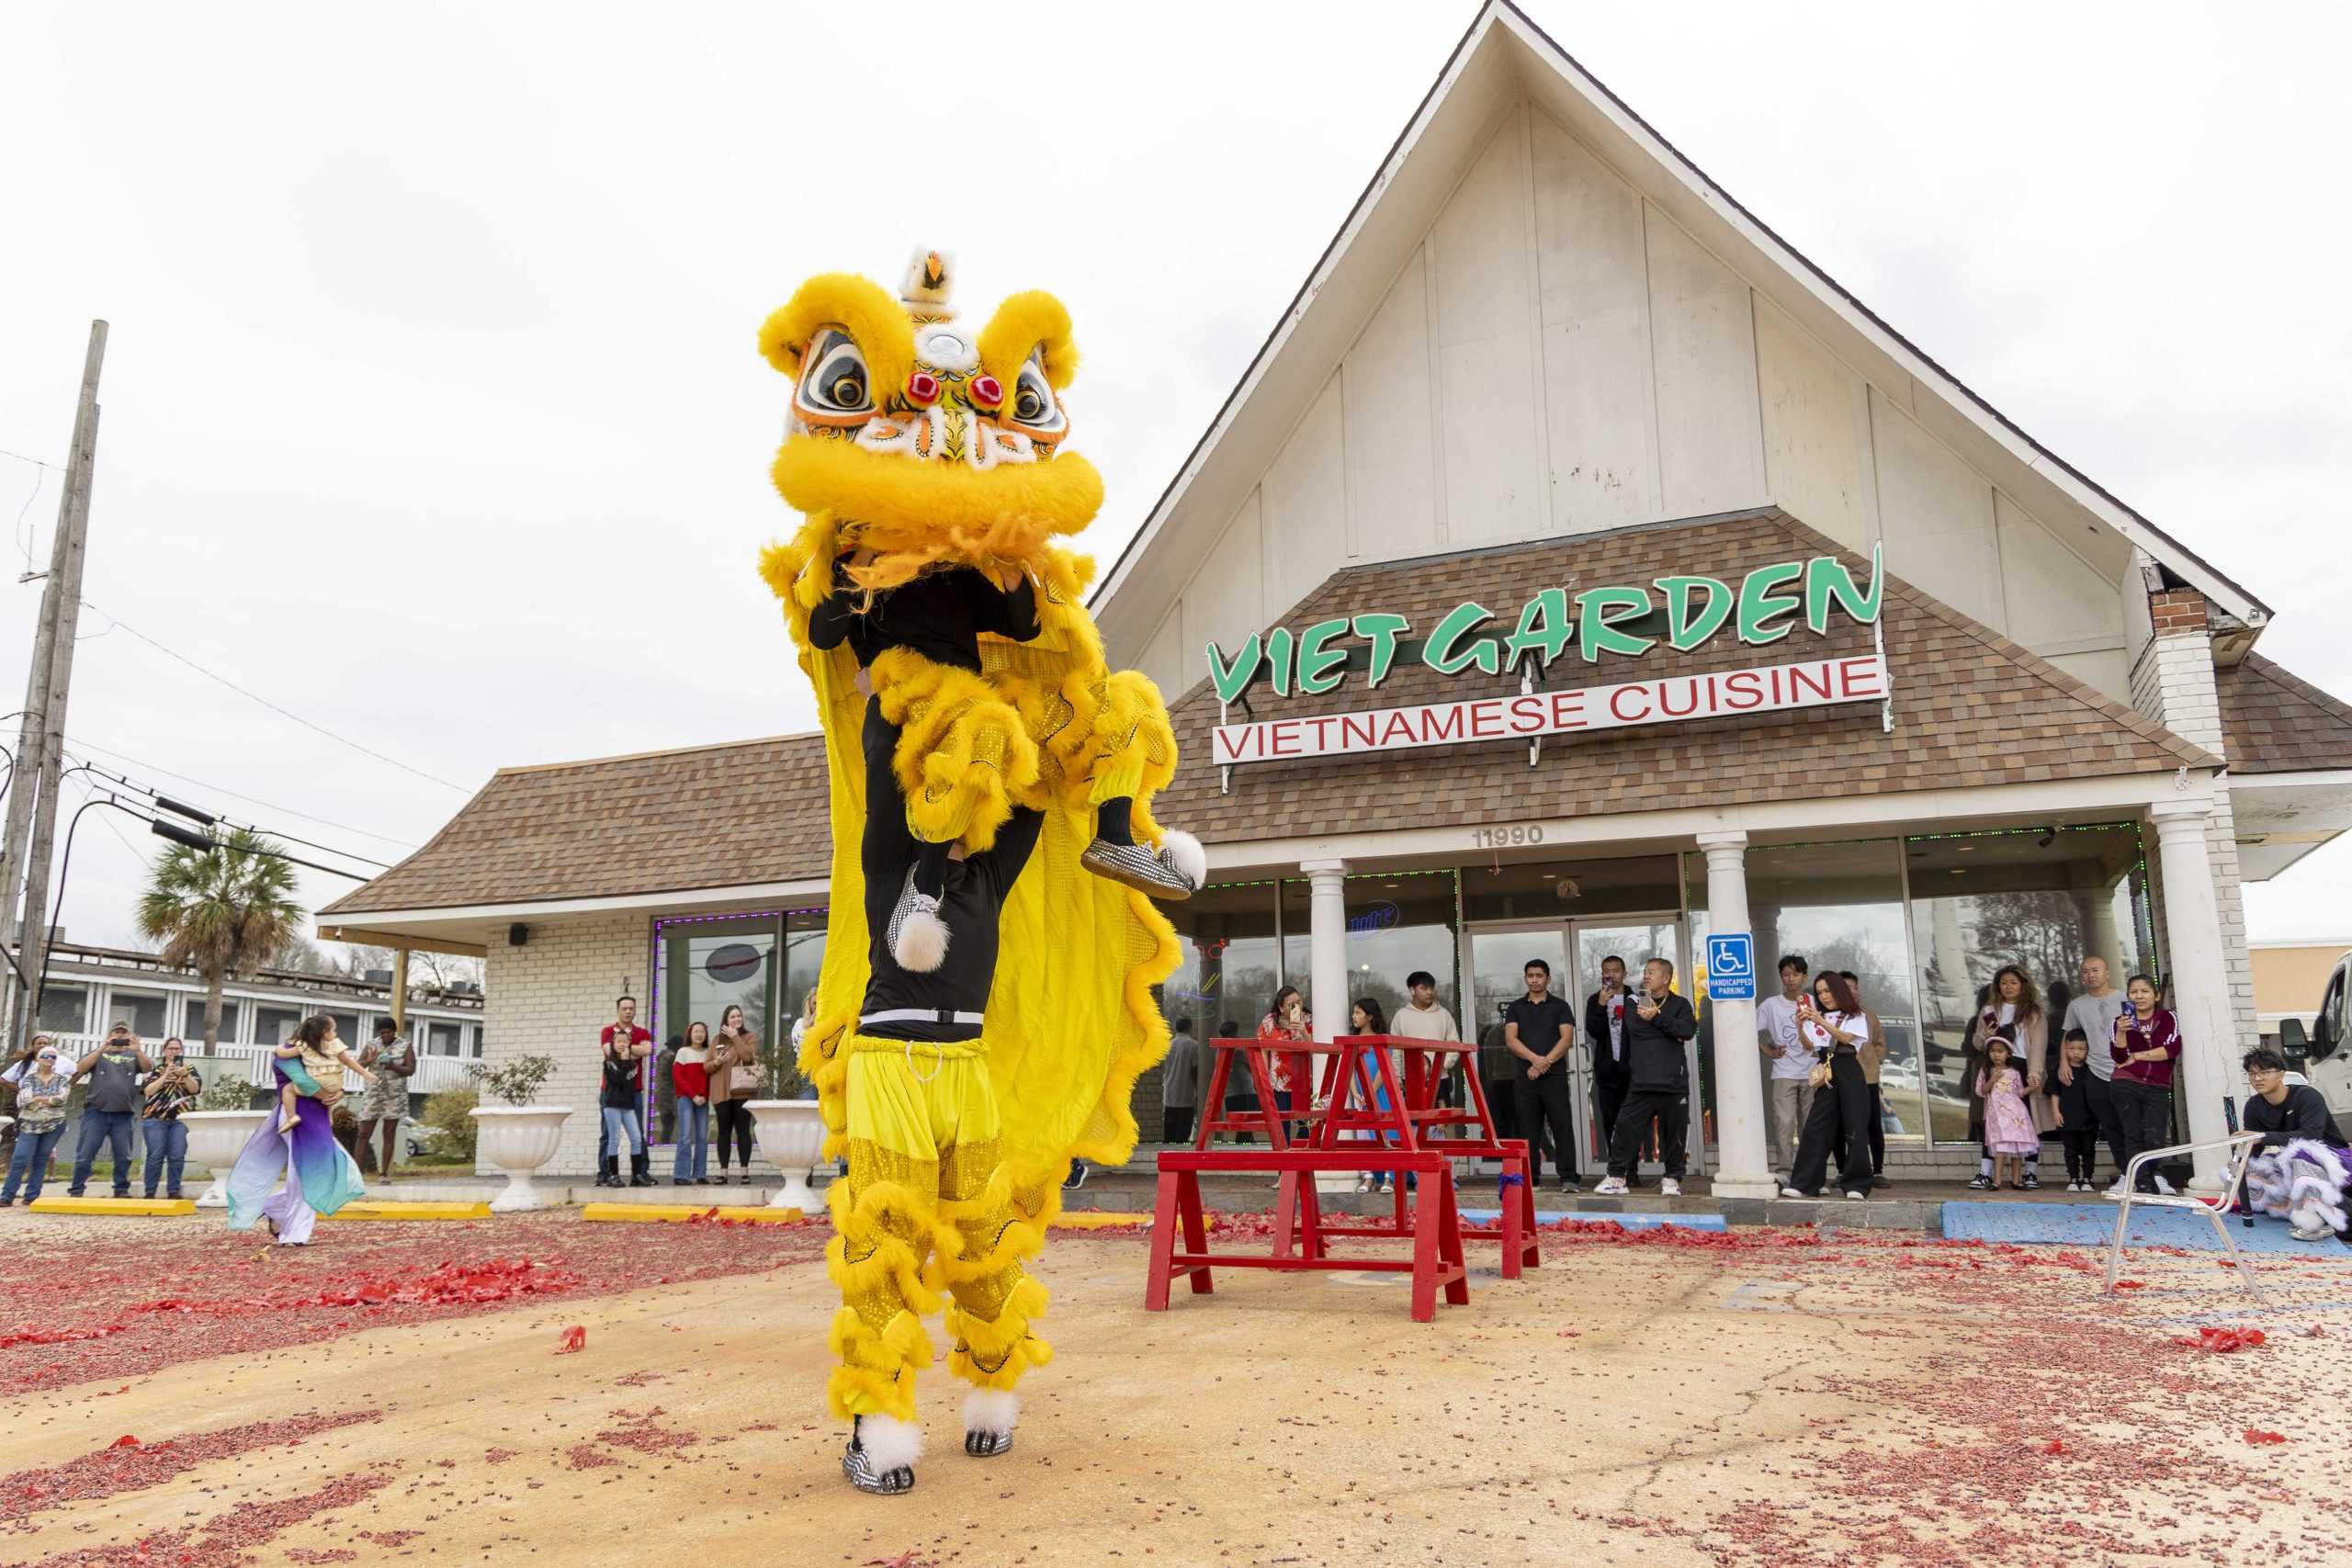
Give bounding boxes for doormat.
[1940,1200,2341,1254]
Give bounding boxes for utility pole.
[0,321,106,1055]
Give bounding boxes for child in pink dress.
[1976,1036,2039,1189]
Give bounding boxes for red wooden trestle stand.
[1144,1034,1538,1322]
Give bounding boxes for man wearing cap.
[67,1022,154,1199]
[1,1039,73,1204]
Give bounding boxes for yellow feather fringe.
[944,1274,1054,1393]
[825,1305,933,1422]
[870,649,1040,852]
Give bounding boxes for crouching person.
[2240,1047,2352,1245]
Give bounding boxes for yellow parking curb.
[1051,1212,1151,1229]
[581,1202,807,1224]
[322,1201,493,1222]
[28,1195,197,1217]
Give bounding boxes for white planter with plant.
[182,1109,270,1207]
[746,1099,825,1212]
[465,1055,571,1213]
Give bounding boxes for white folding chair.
[2102,1130,2267,1299]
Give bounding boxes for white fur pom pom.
[858,1413,923,1473]
[964,1389,1020,1436]
[894,909,949,973]
[1159,828,1207,890]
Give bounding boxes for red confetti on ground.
[563,1444,621,1471]
[595,1406,699,1456]
[482,1447,520,1465]
[356,1529,423,1546]
[284,1551,358,1564]
[22,1472,386,1568]
[556,1324,587,1354]
[0,1411,379,1525]
[2171,1325,2267,1353]
[2041,1438,2066,1455]
[2245,1427,2289,1444]
[0,1211,828,1395]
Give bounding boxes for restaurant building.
[319,2,2352,1190]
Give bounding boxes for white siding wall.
[1135,100,2138,682]
[479,915,644,1178]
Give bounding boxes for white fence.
[34,1035,477,1098]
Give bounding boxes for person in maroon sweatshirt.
[2108,976,2180,1196]
[670,1021,712,1186]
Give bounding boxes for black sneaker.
[1558,1180,1581,1194]
[1062,1163,1089,1190]
[1966,1174,1994,1190]
[2020,1172,2041,1190]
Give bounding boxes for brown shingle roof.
[320,735,831,916]
[2216,653,2352,774]
[1150,509,2213,844]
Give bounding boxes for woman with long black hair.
[1781,972,1876,1201]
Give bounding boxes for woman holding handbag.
[709,1003,765,1183]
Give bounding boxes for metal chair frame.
[2102,1130,2267,1300]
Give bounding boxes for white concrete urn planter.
[746,1099,825,1212]
[182,1110,270,1208]
[469,1106,574,1212]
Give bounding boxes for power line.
[9,457,45,574]
[0,447,59,469]
[77,598,473,794]
[75,757,397,870]
[62,734,421,851]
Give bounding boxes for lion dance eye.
[1011,362,1062,431]
[797,330,874,415]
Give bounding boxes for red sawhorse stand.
[1143,1037,1476,1322]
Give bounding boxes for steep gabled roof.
[2217,654,2352,775]
[1148,509,2215,845]
[1095,0,2267,643]
[319,735,831,917]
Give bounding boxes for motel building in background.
[320,4,2352,1192]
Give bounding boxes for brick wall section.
[479,915,648,1178]
[2126,592,2258,1045]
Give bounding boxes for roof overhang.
[2229,768,2352,881]
[319,878,831,950]
[1094,0,2269,654]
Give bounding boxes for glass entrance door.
[1463,921,1592,1178]
[1566,915,1697,1175]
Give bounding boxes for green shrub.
[193,1073,261,1111]
[421,1085,481,1161]
[466,1054,555,1107]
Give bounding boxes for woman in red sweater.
[2109,976,2180,1196]
[670,1021,712,1186]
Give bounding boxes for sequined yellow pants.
[825,1034,1057,1423]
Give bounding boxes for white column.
[1697,831,1777,1199]
[2149,795,2234,1190]
[2069,863,2123,975]
[1302,859,1350,1044]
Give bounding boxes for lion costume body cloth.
[759,254,1182,1433]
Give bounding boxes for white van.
[2289,953,2352,1118]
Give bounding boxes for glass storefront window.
[1278,871,1460,1029]
[652,908,829,1121]
[775,908,827,1097]
[1463,855,1681,922]
[1160,882,1281,1042]
[1904,824,2150,1145]
[1687,838,1924,1145]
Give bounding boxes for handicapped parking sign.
[1705,932,1756,1001]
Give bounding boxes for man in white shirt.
[1392,969,1462,1107]
[1756,954,1814,1175]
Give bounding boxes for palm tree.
[135,829,305,1051]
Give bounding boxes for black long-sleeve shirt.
[808,563,1040,672]
[1623,991,1699,1093]
[2245,1084,2350,1151]
[1584,989,1631,1088]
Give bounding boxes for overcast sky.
[2,0,2346,957]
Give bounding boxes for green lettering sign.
[1295,616,1352,694]
[1423,602,1498,675]
[1206,633,1261,705]
[1576,585,1655,659]
[1657,574,1733,651]
[1503,589,1571,668]
[1351,613,1410,687]
[1264,626,1296,695]
[1804,545,1883,634]
[1737,561,1804,645]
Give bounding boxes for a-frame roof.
[1094,0,2268,646]
[1148,508,2216,847]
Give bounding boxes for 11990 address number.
[1470,825,1545,849]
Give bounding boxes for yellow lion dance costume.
[759,250,1199,1495]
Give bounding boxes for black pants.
[712,1100,754,1169]
[1486,1078,1524,1149]
[1163,1106,1195,1145]
[1790,1055,1871,1195]
[1511,1070,1576,1185]
[1594,1077,1629,1148]
[2110,1077,2175,1192]
[1866,1084,1886,1178]
[2060,1127,2100,1182]
[2082,1074,2130,1177]
[1607,1089,1688,1179]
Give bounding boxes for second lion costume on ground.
[758,251,1198,1493]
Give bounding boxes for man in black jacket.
[1584,955,1636,1190]
[2240,1047,2351,1243]
[1594,959,1698,1198]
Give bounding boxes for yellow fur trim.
[944,1275,1054,1393]
[870,649,1040,852]
[756,272,914,401]
[935,1160,1059,1282]
[825,1178,948,1317]
[769,439,1102,585]
[825,1306,933,1422]
[978,289,1079,393]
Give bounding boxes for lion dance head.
[758,248,1100,596]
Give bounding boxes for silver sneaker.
[1080,838,1195,900]
[842,1422,915,1495]
[964,1427,1013,1458]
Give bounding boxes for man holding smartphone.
[68,1023,154,1199]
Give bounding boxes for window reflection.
[1279,872,1460,1027]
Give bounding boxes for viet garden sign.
[1206,547,1889,768]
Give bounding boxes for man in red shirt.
[599,996,656,1188]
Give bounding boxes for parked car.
[2284,951,2352,1119]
